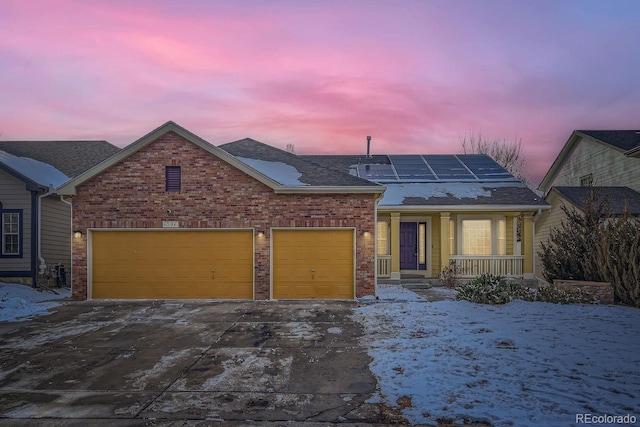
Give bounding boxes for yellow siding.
[431,215,441,277]
[506,216,514,256]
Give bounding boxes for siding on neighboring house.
[0,170,32,273]
[535,191,570,282]
[41,195,71,279]
[70,132,377,300]
[552,136,640,191]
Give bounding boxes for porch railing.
[377,255,392,277]
[449,255,524,278]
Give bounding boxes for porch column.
[390,212,401,280]
[440,212,450,272]
[522,212,534,280]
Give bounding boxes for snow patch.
[0,282,70,322]
[379,182,524,205]
[354,285,640,426]
[0,150,69,187]
[236,157,307,186]
[327,326,342,334]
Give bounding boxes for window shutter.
[166,166,181,192]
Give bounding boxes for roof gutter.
[274,186,386,194]
[377,204,551,212]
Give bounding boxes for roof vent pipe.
[366,136,372,158]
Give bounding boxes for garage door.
[272,229,354,299]
[91,230,253,299]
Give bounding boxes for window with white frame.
[377,221,389,256]
[2,212,21,256]
[459,216,506,256]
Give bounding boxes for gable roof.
[57,122,384,196]
[0,140,120,178]
[539,130,640,192]
[220,139,382,188]
[552,186,640,216]
[578,130,640,152]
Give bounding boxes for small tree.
[538,189,608,283]
[461,132,528,185]
[595,209,640,307]
[538,188,640,306]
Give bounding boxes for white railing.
[450,255,524,278]
[377,255,392,277]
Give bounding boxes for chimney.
[366,136,372,158]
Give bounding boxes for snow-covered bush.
[455,274,535,304]
[456,274,599,305]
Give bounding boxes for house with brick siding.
[0,141,119,286]
[57,121,549,300]
[57,121,384,300]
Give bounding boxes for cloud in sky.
[1,0,639,185]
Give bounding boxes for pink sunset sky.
[1,0,639,186]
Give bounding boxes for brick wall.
[71,131,377,300]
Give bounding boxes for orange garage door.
[272,229,354,299]
[91,230,253,299]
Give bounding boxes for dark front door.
[400,222,417,270]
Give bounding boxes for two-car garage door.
[90,228,355,300]
[91,230,254,299]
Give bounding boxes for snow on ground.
[354,285,640,427]
[0,282,70,322]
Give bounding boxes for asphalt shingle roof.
[553,186,640,216]
[220,138,381,187]
[0,141,120,178]
[578,130,640,152]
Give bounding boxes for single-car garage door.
[272,229,354,299]
[91,230,253,299]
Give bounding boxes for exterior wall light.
[362,230,371,238]
[257,231,265,238]
[73,230,83,239]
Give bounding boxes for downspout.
[36,186,55,286]
[60,196,73,291]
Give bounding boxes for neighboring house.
[57,122,384,300]
[536,130,640,281]
[0,141,120,285]
[303,154,549,281]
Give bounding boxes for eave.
[377,204,551,213]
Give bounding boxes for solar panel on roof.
[423,155,475,180]
[356,164,397,180]
[458,155,514,179]
[388,155,436,180]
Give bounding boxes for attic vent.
[166,166,181,192]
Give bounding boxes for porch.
[377,254,525,278]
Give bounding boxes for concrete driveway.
[0,300,388,426]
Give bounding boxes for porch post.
[522,212,534,280]
[440,212,450,272]
[390,212,401,280]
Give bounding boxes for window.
[580,174,593,187]
[377,221,389,256]
[462,219,492,255]
[166,166,181,192]
[418,223,426,264]
[2,212,21,256]
[459,216,506,256]
[449,219,455,254]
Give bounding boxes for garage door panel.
[273,229,354,299]
[91,230,253,299]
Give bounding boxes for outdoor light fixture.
[73,230,83,239]
[362,230,371,238]
[257,231,265,238]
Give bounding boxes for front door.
[400,222,417,269]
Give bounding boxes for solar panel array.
[356,155,516,182]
